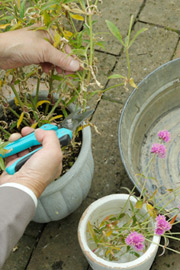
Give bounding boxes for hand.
[0,127,63,198]
[0,27,80,73]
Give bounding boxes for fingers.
[44,42,80,72]
[21,126,34,136]
[9,133,22,142]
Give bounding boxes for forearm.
[0,185,36,268]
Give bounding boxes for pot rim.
[78,194,160,269]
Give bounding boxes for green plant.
[87,130,180,262]
[0,0,147,170]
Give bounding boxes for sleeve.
[0,186,36,269]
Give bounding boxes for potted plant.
[0,1,147,223]
[78,130,180,270]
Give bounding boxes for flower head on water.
[155,215,171,235]
[125,231,145,251]
[158,130,170,143]
[151,143,166,158]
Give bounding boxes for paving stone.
[139,0,180,30]
[103,22,179,101]
[94,0,144,54]
[151,231,180,270]
[173,41,180,60]
[89,99,134,199]
[26,198,94,270]
[87,51,117,109]
[3,235,37,270]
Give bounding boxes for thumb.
[44,43,80,72]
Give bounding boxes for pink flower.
[158,130,170,143]
[125,231,145,251]
[155,215,171,235]
[151,143,166,158]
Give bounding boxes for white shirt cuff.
[0,183,37,208]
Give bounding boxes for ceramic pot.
[78,194,160,270]
[0,91,94,223]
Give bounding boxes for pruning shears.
[0,109,93,175]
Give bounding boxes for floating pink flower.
[125,231,145,251]
[151,143,166,158]
[158,130,170,143]
[155,215,171,235]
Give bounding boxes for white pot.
[78,194,160,270]
[33,125,94,223]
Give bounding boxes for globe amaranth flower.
[125,231,145,251]
[158,130,170,143]
[155,215,171,235]
[151,143,166,158]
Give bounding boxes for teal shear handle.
[3,124,73,175]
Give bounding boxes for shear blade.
[61,109,94,131]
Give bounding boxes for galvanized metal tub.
[119,58,180,213]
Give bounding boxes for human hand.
[0,27,80,73]
[0,127,63,198]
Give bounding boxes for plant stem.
[67,11,77,34]
[126,48,131,79]
[35,77,40,105]
[102,83,125,93]
[8,107,29,126]
[87,14,93,84]
[10,85,24,110]
[0,126,11,137]
[47,96,62,120]
[45,70,54,115]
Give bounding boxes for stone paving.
[3,0,180,269]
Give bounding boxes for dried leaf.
[146,203,156,218]
[36,100,50,108]
[49,115,63,121]
[129,77,137,88]
[63,30,73,39]
[170,215,177,225]
[14,97,19,106]
[53,31,61,48]
[0,24,11,29]
[69,13,84,21]
[31,122,38,129]
[0,157,5,171]
[17,112,24,128]
[106,230,113,237]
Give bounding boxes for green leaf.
[87,221,98,244]
[129,27,148,48]
[95,41,105,49]
[108,74,125,79]
[51,74,64,81]
[43,11,51,26]
[106,20,124,46]
[41,0,59,11]
[126,15,134,46]
[71,48,87,57]
[135,200,143,209]
[20,0,26,19]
